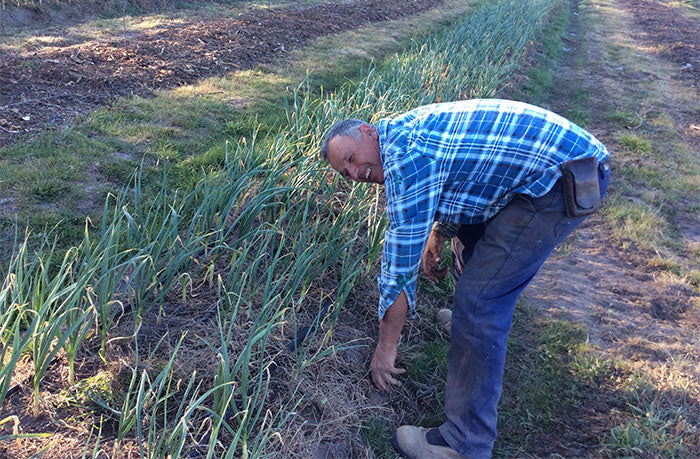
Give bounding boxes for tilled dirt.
[616,0,700,89]
[0,0,442,146]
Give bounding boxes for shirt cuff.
[377,274,417,320]
[432,221,460,238]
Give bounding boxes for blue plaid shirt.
[375,99,609,319]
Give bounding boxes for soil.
[616,0,700,91]
[0,0,442,146]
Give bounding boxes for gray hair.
[319,118,370,161]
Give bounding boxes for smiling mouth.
[365,168,371,181]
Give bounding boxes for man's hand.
[422,230,448,282]
[370,343,406,392]
[371,291,408,393]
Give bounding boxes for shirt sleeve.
[377,151,443,319]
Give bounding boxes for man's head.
[319,119,384,184]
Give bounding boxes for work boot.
[436,308,452,335]
[393,426,464,459]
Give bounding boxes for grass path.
[501,0,700,456]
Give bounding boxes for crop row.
[0,0,555,456]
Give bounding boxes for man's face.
[326,124,384,184]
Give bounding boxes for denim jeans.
[438,165,610,458]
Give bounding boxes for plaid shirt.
[375,99,609,319]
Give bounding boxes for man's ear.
[360,123,378,140]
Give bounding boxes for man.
[319,99,610,459]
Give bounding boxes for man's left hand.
[422,230,448,282]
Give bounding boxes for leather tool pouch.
[561,156,601,217]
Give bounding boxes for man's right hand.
[422,230,448,283]
[370,343,405,392]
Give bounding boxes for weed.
[599,373,696,458]
[20,61,38,70]
[400,339,449,427]
[60,370,116,407]
[519,0,571,103]
[404,340,449,388]
[30,178,72,201]
[562,85,591,127]
[524,67,554,101]
[617,133,653,156]
[648,255,683,276]
[361,419,398,459]
[688,270,700,287]
[602,197,667,250]
[98,159,137,182]
[606,108,639,128]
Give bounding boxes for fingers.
[433,266,448,280]
[424,257,448,283]
[371,371,385,392]
[422,230,451,283]
[425,266,438,283]
[371,366,406,392]
[384,374,401,388]
[370,344,404,392]
[422,237,449,283]
[422,250,439,282]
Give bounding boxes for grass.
[562,85,592,127]
[361,418,397,459]
[603,111,698,254]
[606,108,642,128]
[598,371,697,457]
[500,301,697,458]
[519,0,571,103]
[617,133,653,156]
[496,302,608,456]
[401,340,450,427]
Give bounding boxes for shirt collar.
[375,118,392,167]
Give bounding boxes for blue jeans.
[438,165,610,458]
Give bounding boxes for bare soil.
[617,0,700,90]
[0,0,442,146]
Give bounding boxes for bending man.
[319,99,610,459]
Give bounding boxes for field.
[0,0,698,457]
